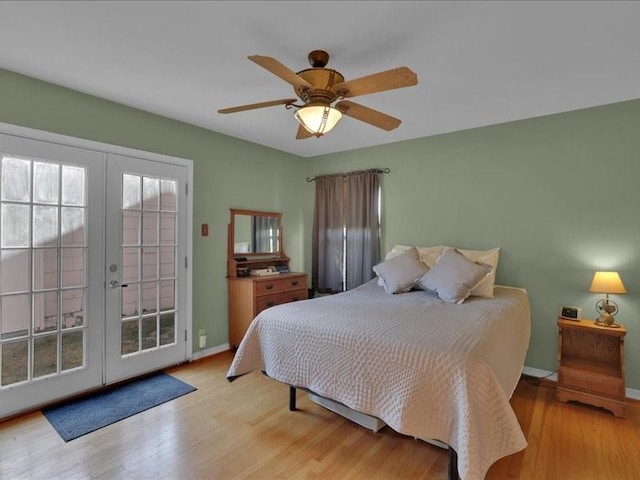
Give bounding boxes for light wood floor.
[1,351,639,479]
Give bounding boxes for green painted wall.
[0,68,307,351]
[2,67,639,391]
[303,99,640,389]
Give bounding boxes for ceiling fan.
[218,50,418,139]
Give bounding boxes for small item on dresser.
[237,267,250,277]
[250,267,280,276]
[560,306,582,320]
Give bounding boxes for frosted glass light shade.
[589,271,627,294]
[294,105,342,136]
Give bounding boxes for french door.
[0,131,190,419]
[104,154,188,383]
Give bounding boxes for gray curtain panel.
[345,171,380,290]
[252,216,277,253]
[312,170,381,293]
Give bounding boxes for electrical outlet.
[199,335,207,349]
[198,329,205,336]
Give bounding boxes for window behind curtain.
[312,170,381,293]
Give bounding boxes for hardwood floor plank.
[1,351,639,479]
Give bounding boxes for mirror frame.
[228,208,283,258]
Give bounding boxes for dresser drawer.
[560,369,624,399]
[255,275,305,295]
[256,288,307,314]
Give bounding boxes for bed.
[227,253,531,480]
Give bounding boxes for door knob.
[109,280,128,289]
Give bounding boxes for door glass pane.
[159,247,175,278]
[142,177,159,211]
[141,247,158,281]
[1,294,29,339]
[159,313,175,346]
[122,211,140,246]
[1,250,30,293]
[33,249,58,290]
[61,289,84,329]
[160,280,175,312]
[141,316,158,350]
[61,165,85,206]
[160,213,175,245]
[142,212,158,245]
[33,162,59,204]
[121,319,139,355]
[33,206,58,247]
[1,157,30,202]
[122,247,139,283]
[61,207,85,247]
[61,330,83,370]
[141,282,157,314]
[33,334,57,378]
[1,340,28,386]
[33,291,58,333]
[122,174,141,210]
[2,204,30,247]
[122,283,139,318]
[61,248,85,288]
[160,179,176,211]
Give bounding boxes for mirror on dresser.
[227,208,308,350]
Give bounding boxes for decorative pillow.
[446,246,500,297]
[416,245,445,268]
[373,251,430,294]
[378,245,419,286]
[416,248,493,304]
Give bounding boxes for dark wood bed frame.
[288,385,460,480]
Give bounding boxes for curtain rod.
[306,167,390,183]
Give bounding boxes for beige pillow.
[444,246,500,297]
[416,245,445,267]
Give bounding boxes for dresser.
[228,272,307,350]
[226,208,308,350]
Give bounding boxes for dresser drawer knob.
[266,301,275,308]
[265,284,273,290]
[291,280,299,286]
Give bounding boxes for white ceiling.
[1,1,639,158]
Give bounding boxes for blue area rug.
[42,372,196,442]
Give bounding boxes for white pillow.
[416,245,445,267]
[416,248,493,304]
[444,246,500,297]
[373,252,429,294]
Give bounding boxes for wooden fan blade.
[296,124,313,140]
[331,67,418,98]
[248,55,314,92]
[218,98,297,114]
[335,100,401,131]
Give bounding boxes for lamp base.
[595,315,621,328]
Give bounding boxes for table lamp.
[589,271,626,328]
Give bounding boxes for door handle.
[109,280,128,289]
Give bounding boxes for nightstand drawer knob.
[265,284,273,290]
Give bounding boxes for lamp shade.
[589,271,627,294]
[294,104,342,136]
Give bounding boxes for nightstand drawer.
[255,276,305,295]
[256,288,307,313]
[560,369,624,399]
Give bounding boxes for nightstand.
[556,317,627,418]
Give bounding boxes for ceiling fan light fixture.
[294,104,342,137]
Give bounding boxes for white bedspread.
[227,280,531,480]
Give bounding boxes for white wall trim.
[192,343,230,361]
[522,365,640,401]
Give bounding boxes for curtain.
[312,170,381,293]
[345,171,380,290]
[312,175,344,293]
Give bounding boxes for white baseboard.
[522,365,640,401]
[191,343,230,361]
